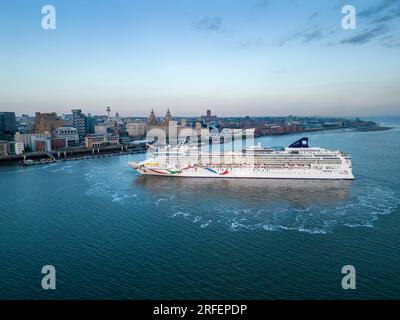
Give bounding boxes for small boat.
[20,159,35,166]
[19,158,56,166]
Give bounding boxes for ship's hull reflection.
[134,175,351,206]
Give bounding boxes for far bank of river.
[0,124,394,166]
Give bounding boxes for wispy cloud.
[358,0,398,18]
[370,6,400,24]
[196,16,224,32]
[301,30,326,43]
[334,0,399,47]
[279,25,334,46]
[339,25,389,45]
[308,11,319,21]
[380,35,400,48]
[237,38,265,49]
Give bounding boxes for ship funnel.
[288,137,309,148]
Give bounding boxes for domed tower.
[147,109,157,126]
[164,108,172,125]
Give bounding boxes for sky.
[0,0,399,117]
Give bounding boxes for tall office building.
[86,115,97,134]
[0,112,17,135]
[72,109,87,142]
[33,112,64,133]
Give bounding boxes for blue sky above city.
[0,0,399,116]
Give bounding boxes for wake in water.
[133,176,399,234]
[81,166,400,234]
[84,167,139,205]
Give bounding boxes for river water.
[0,117,399,299]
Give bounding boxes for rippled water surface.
[1,117,399,299]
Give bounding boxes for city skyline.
[7,107,396,119]
[1,0,400,116]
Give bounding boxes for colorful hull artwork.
[144,166,230,176]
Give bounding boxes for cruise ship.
[128,138,354,180]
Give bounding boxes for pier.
[0,144,147,165]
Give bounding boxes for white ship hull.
[129,138,355,180]
[129,164,354,180]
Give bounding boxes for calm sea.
[0,117,399,299]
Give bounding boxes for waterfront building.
[145,109,201,144]
[120,135,144,144]
[105,133,119,146]
[50,138,67,150]
[72,109,87,142]
[146,109,175,137]
[12,142,24,155]
[164,109,172,124]
[0,112,17,135]
[33,112,64,134]
[146,109,166,141]
[85,134,104,148]
[0,141,10,156]
[54,127,80,146]
[126,122,146,138]
[147,109,157,126]
[95,122,117,135]
[84,133,120,148]
[0,141,23,156]
[31,137,52,152]
[14,132,50,150]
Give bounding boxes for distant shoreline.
[353,125,393,132]
[256,124,394,137]
[0,124,394,166]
